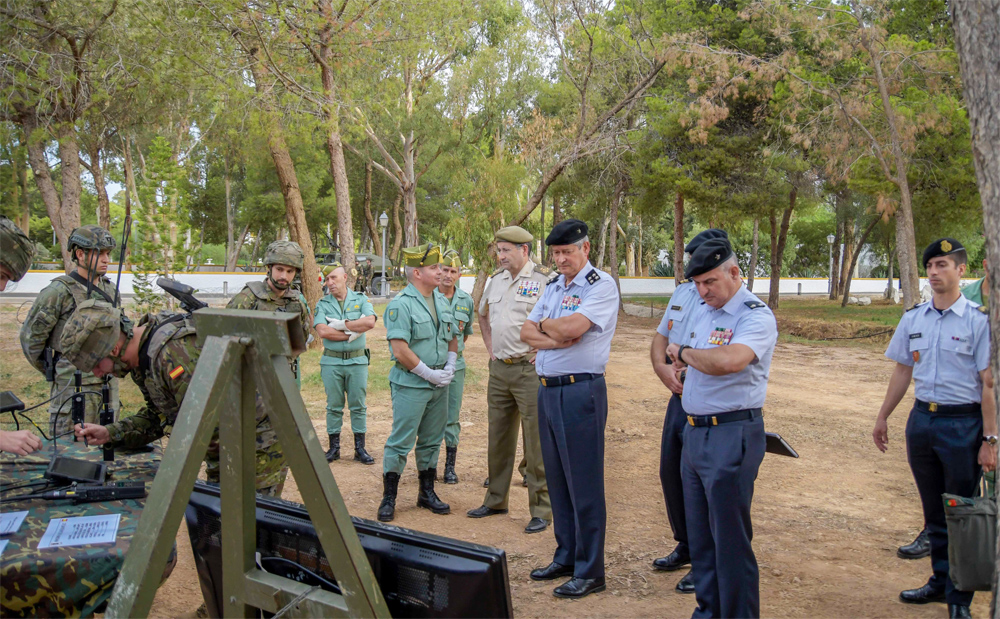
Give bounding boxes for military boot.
[443,446,458,484]
[354,433,375,465]
[417,468,450,514]
[378,472,400,522]
[325,433,340,462]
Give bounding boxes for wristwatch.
[984,435,998,446]
[677,344,690,364]
[538,317,548,334]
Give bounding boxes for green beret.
[401,243,441,267]
[495,226,533,245]
[922,238,965,268]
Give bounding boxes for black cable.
[0,486,57,504]
[259,556,342,595]
[15,391,103,442]
[0,479,54,495]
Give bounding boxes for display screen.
[47,457,106,483]
[0,391,25,413]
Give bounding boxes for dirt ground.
[132,312,990,619]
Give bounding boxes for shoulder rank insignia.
[978,305,988,314]
[533,263,551,275]
[906,302,925,312]
[491,267,504,277]
[548,271,560,283]
[585,269,600,285]
[744,300,765,309]
[169,365,185,380]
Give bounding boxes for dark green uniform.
[315,290,376,434]
[443,288,474,447]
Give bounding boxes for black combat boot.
[378,472,400,522]
[443,446,458,484]
[354,433,375,465]
[416,468,450,514]
[325,433,340,462]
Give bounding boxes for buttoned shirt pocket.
[908,336,929,361]
[668,309,689,342]
[940,331,974,357]
[439,310,455,340]
[411,313,435,340]
[454,308,471,330]
[487,288,504,307]
[345,309,363,321]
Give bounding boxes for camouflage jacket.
[19,273,118,374]
[227,280,312,345]
[105,313,286,489]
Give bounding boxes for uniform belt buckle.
[929,402,938,412]
[541,378,547,387]
[712,416,718,426]
[503,358,514,365]
[569,375,575,384]
[688,415,695,426]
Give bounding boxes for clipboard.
[765,432,798,458]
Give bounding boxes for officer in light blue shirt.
[649,228,729,592]
[521,219,619,600]
[665,237,777,619]
[873,238,995,617]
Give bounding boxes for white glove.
[437,367,455,388]
[326,317,347,330]
[346,331,360,343]
[411,361,451,386]
[443,351,458,374]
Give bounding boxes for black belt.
[915,400,982,415]
[687,408,762,427]
[323,348,368,360]
[539,373,602,387]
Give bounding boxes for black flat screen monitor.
[185,481,513,618]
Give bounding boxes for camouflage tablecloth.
[0,438,175,617]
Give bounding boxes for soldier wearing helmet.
[0,216,34,292]
[65,300,288,496]
[228,240,312,348]
[19,224,123,437]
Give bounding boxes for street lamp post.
[379,211,389,297]
[827,233,836,296]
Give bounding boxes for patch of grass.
[623,296,672,308]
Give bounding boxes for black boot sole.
[355,454,375,465]
[896,549,930,560]
[417,501,450,514]
[377,512,394,522]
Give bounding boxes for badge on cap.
[941,239,952,252]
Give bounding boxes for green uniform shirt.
[961,278,987,307]
[314,290,376,366]
[385,283,457,388]
[443,287,475,371]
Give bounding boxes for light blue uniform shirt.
[655,281,699,345]
[884,295,990,405]
[528,261,619,376]
[680,285,778,415]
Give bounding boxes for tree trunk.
[748,217,759,292]
[326,127,355,282]
[673,191,685,284]
[85,138,110,229]
[549,193,562,266]
[839,222,854,297]
[767,188,796,309]
[224,155,238,271]
[885,238,895,299]
[637,215,644,276]
[539,194,546,262]
[16,144,30,233]
[950,3,1000,608]
[390,189,403,262]
[608,176,627,310]
[403,181,418,246]
[841,216,881,307]
[362,161,381,256]
[596,214,609,268]
[22,117,79,267]
[830,199,844,299]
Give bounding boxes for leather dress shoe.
[530,562,574,581]
[483,477,490,488]
[897,528,931,560]
[949,604,972,618]
[553,577,606,599]
[467,505,508,518]
[652,549,691,572]
[524,517,549,533]
[675,570,695,594]
[899,584,946,604]
[522,476,528,487]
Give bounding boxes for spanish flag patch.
[169,366,185,380]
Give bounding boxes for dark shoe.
[652,549,691,572]
[553,577,606,599]
[530,562,574,581]
[675,570,695,594]
[897,528,931,560]
[524,517,549,533]
[949,604,972,618]
[467,505,508,518]
[416,469,450,514]
[522,476,528,487]
[377,472,399,522]
[483,477,490,488]
[325,433,340,462]
[353,433,375,465]
[443,446,458,484]
[899,584,946,604]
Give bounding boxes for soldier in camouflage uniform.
[227,240,312,381]
[0,215,34,292]
[19,225,123,437]
[63,300,288,495]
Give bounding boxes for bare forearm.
[682,345,754,376]
[315,324,349,341]
[878,364,914,420]
[543,315,590,341]
[479,314,493,350]
[449,338,458,353]
[521,321,562,349]
[390,340,420,370]
[982,381,997,435]
[345,315,377,333]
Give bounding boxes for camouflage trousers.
[203,416,288,498]
[47,358,118,439]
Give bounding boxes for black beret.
[685,237,734,279]
[545,219,589,246]
[922,238,965,268]
[684,228,729,254]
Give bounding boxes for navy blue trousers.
[905,404,982,606]
[660,394,689,557]
[537,377,608,579]
[682,416,765,619]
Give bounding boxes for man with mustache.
[436,250,474,484]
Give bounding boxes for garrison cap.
[320,262,357,279]
[58,299,123,372]
[439,250,462,269]
[401,243,441,267]
[545,219,588,246]
[0,216,34,282]
[495,226,533,245]
[685,237,735,280]
[922,238,965,269]
[685,228,729,254]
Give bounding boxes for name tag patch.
[909,333,922,340]
[707,327,733,346]
[560,294,582,311]
[517,280,540,297]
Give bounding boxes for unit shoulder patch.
[585,269,600,285]
[744,300,766,310]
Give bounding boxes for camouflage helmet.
[264,241,304,270]
[68,225,116,256]
[58,299,123,372]
[0,216,35,282]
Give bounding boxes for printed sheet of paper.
[0,510,28,535]
[38,514,121,549]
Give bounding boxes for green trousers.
[322,364,369,434]
[384,383,449,475]
[483,359,551,520]
[444,368,466,448]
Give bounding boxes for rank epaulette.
[744,300,765,309]
[533,263,551,276]
[977,305,988,314]
[585,269,600,285]
[491,267,504,277]
[907,302,926,312]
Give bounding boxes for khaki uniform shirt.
[479,260,551,360]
